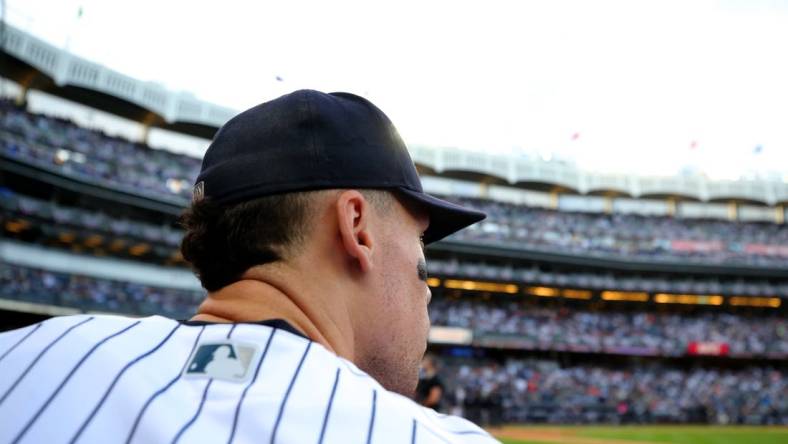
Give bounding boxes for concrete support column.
[727,202,738,221]
[15,84,28,108]
[550,190,560,210]
[604,195,614,214]
[14,72,39,108]
[666,198,677,217]
[139,112,161,145]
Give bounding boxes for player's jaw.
[358,197,431,396]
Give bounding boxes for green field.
[493,425,788,444]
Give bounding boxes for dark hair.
[180,192,316,291]
[180,189,395,292]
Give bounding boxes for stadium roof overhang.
[707,196,769,206]
[440,170,509,186]
[0,52,219,139]
[5,24,788,206]
[0,24,235,140]
[0,49,51,89]
[0,54,225,141]
[586,189,634,198]
[414,163,438,176]
[0,51,166,124]
[158,121,220,141]
[639,192,703,202]
[513,181,581,194]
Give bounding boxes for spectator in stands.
[415,355,446,412]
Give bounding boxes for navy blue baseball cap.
[193,89,485,244]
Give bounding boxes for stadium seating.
[436,356,787,425]
[446,196,788,267]
[3,101,788,268]
[2,263,784,359]
[429,297,788,357]
[0,100,199,202]
[428,259,788,297]
[0,263,203,319]
[0,190,182,262]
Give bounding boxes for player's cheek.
[420,295,431,338]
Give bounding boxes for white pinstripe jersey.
[0,314,500,444]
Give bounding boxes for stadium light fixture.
[57,232,76,243]
[561,289,593,300]
[729,296,782,308]
[54,149,70,164]
[601,291,649,302]
[443,279,519,294]
[654,294,724,305]
[83,234,104,247]
[426,277,441,288]
[166,178,188,194]
[108,239,126,251]
[525,286,560,297]
[4,219,30,233]
[129,243,150,256]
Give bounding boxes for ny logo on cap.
[193,181,205,203]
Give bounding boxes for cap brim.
[397,188,486,245]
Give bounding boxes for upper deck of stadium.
[3,22,788,209]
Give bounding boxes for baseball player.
[0,90,498,443]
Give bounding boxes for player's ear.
[336,190,374,273]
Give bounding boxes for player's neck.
[191,273,355,361]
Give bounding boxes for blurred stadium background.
[1,17,788,444]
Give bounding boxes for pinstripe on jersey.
[227,327,277,444]
[0,315,499,444]
[68,323,182,443]
[0,316,95,406]
[0,323,42,365]
[12,320,142,443]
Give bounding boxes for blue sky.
[7,0,788,180]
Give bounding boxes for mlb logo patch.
[184,342,259,382]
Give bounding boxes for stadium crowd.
[447,196,788,267]
[0,101,200,203]
[0,264,203,319]
[3,191,788,298]
[1,190,182,249]
[2,263,787,425]
[2,263,785,359]
[437,357,788,425]
[429,298,788,357]
[3,103,788,267]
